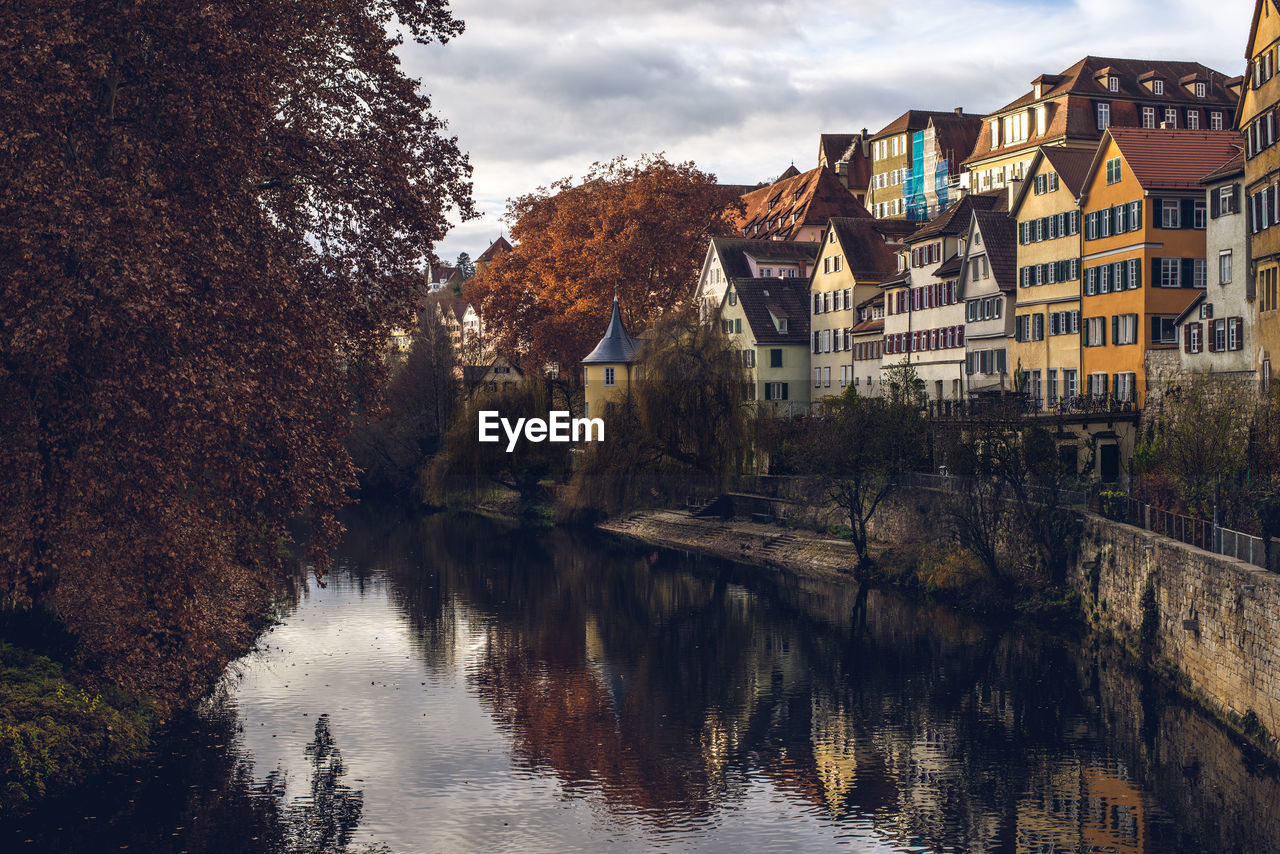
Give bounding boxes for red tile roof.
[476,236,513,263]
[906,190,1006,244]
[1201,149,1245,184]
[735,166,869,240]
[964,56,1239,167]
[1102,128,1244,192]
[828,217,919,278]
[1040,145,1098,196]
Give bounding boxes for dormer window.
[1196,82,1207,98]
[776,317,788,333]
[1153,79,1165,96]
[1108,76,1119,92]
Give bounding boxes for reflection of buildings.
[360,514,1279,853]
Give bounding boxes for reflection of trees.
[367,511,1280,852]
[1,697,372,853]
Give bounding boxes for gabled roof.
[462,356,525,384]
[1008,145,1099,216]
[819,134,857,166]
[971,210,1018,292]
[710,238,820,280]
[476,236,512,263]
[1201,149,1245,184]
[735,166,869,240]
[827,217,917,278]
[1174,291,1207,326]
[927,113,984,166]
[441,297,471,323]
[871,109,982,141]
[965,56,1239,166]
[729,278,810,345]
[1086,128,1243,195]
[905,190,1006,244]
[582,297,641,364]
[936,253,964,278]
[1041,146,1097,196]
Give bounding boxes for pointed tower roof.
[582,297,641,364]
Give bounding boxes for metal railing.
[1095,495,1271,570]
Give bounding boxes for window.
[1160,257,1181,287]
[1151,316,1177,345]
[769,349,782,368]
[814,367,822,389]
[1194,201,1207,230]
[604,367,616,386]
[1064,369,1078,399]
[1220,250,1233,284]
[1109,76,1119,92]
[1187,322,1202,354]
[1153,79,1165,96]
[764,382,788,401]
[1165,107,1178,128]
[1088,372,1109,398]
[1187,110,1200,130]
[1161,200,1180,229]
[776,317,788,332]
[1106,157,1122,185]
[1097,103,1111,130]
[728,290,736,305]
[1114,313,1138,345]
[1083,316,1107,347]
[1217,184,1238,216]
[1212,319,1227,353]
[1142,106,1156,128]
[1196,82,1206,98]
[1114,372,1137,402]
[1211,111,1223,131]
[1194,258,1207,289]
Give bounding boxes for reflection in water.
[4,508,1280,852]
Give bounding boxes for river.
[5,510,1279,852]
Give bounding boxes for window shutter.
[1181,258,1194,288]
[1232,317,1244,350]
[1082,321,1090,347]
[1211,191,1221,219]
[1184,321,1193,353]
[1208,324,1218,352]
[1231,184,1240,214]
[1152,199,1163,228]
[1112,315,1119,344]
[1151,258,1161,287]
[1034,314,1044,340]
[1181,199,1195,228]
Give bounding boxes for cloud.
[403,0,1254,262]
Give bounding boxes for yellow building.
[866,109,982,221]
[581,297,641,420]
[809,217,917,399]
[720,278,811,413]
[1242,0,1280,389]
[1079,128,1240,410]
[1008,146,1095,407]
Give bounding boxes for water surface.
[6,511,1279,852]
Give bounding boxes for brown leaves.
[465,154,741,376]
[0,0,472,705]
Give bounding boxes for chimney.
[955,107,964,115]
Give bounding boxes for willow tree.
[0,1,473,702]
[562,309,751,518]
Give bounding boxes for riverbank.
[601,501,1280,761]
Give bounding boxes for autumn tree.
[465,155,741,383]
[0,2,472,703]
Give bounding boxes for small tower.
[581,296,641,418]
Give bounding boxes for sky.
[402,0,1256,264]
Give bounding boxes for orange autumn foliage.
[465,155,741,376]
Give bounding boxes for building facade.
[1242,0,1280,390]
[695,238,819,321]
[960,210,1018,401]
[582,297,642,420]
[1078,128,1240,409]
[964,56,1240,195]
[881,193,1005,401]
[866,110,982,221]
[720,278,811,412]
[1008,146,1094,409]
[809,218,916,400]
[1174,153,1253,379]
